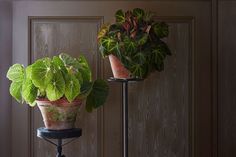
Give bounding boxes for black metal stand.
[108,77,143,157]
[37,127,82,157]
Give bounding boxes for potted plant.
[6,53,109,130]
[98,8,171,79]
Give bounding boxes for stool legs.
[56,139,65,157]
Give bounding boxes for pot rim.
[36,97,82,105]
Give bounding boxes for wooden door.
[12,1,213,157]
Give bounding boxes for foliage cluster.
[98,8,171,78]
[7,53,109,112]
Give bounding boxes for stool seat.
[37,127,82,157]
[37,127,82,139]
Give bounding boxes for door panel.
[30,17,103,157]
[128,20,192,157]
[12,1,212,157]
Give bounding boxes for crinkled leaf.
[75,71,83,84]
[151,42,171,71]
[157,41,171,56]
[86,79,109,112]
[46,71,65,101]
[153,22,169,38]
[144,11,154,22]
[119,55,133,70]
[133,52,146,65]
[65,73,80,102]
[133,8,145,21]
[99,36,117,56]
[52,56,68,77]
[108,24,121,37]
[137,34,148,46]
[130,64,147,78]
[22,78,37,106]
[77,55,92,82]
[31,58,53,89]
[59,53,80,69]
[10,82,22,103]
[7,64,24,83]
[115,9,125,23]
[124,36,137,54]
[152,48,164,71]
[98,24,110,40]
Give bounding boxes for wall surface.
[0,1,12,157]
[218,1,236,157]
[11,1,213,157]
[2,0,236,157]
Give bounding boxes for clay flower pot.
[36,98,82,130]
[109,54,131,79]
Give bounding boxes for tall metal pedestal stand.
[108,77,143,157]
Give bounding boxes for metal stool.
[37,127,82,157]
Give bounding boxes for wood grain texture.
[0,2,12,157]
[218,2,236,157]
[30,18,193,157]
[128,22,191,157]
[12,1,213,157]
[30,17,102,157]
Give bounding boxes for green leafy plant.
[98,8,171,78]
[6,53,109,112]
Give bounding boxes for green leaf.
[137,34,148,46]
[10,82,22,103]
[59,53,80,69]
[77,55,92,82]
[124,36,137,54]
[153,22,169,38]
[22,78,37,105]
[86,79,109,112]
[78,82,93,100]
[7,64,24,83]
[109,24,121,32]
[130,63,147,78]
[65,73,80,102]
[151,43,171,71]
[75,71,83,84]
[29,101,36,107]
[115,9,125,23]
[98,24,110,40]
[46,71,65,101]
[26,65,32,79]
[157,41,171,56]
[144,11,154,22]
[52,56,68,77]
[31,58,53,89]
[133,8,145,21]
[133,52,146,65]
[99,36,117,56]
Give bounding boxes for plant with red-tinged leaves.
[98,8,171,79]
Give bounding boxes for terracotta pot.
[36,98,82,130]
[109,55,131,79]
